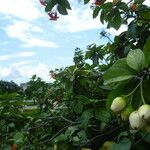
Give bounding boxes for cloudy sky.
[0,0,149,84]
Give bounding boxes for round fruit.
[130,3,137,12]
[121,106,133,121]
[100,141,114,150]
[138,104,150,120]
[110,97,126,113]
[94,0,101,6]
[129,111,145,130]
[81,148,92,150]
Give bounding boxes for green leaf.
[111,11,122,30]
[84,0,90,4]
[77,130,87,140]
[60,0,71,10]
[118,2,128,11]
[144,36,150,64]
[127,49,145,71]
[65,126,78,137]
[57,5,68,15]
[139,10,150,21]
[110,138,131,150]
[2,145,11,150]
[81,109,93,130]
[55,134,68,142]
[100,2,113,9]
[143,133,150,144]
[127,21,137,39]
[93,6,100,19]
[45,0,58,12]
[103,58,135,85]
[74,100,83,114]
[73,136,80,142]
[95,109,111,123]
[100,10,105,24]
[78,95,91,105]
[14,132,24,144]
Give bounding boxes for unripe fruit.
[100,141,114,150]
[54,144,57,150]
[129,111,145,130]
[110,97,126,113]
[138,104,150,120]
[121,106,133,121]
[81,148,92,150]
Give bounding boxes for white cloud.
[17,51,36,57]
[144,0,150,6]
[0,55,12,61]
[0,51,36,61]
[0,66,12,77]
[12,61,33,67]
[0,62,53,83]
[23,37,58,48]
[0,0,58,48]
[54,6,103,32]
[0,60,71,83]
[4,20,58,48]
[0,0,41,21]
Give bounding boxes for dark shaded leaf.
[57,5,68,15]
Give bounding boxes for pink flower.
[39,0,47,6]
[48,12,59,21]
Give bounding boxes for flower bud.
[101,141,114,150]
[138,104,150,120]
[121,106,133,121]
[110,97,126,113]
[129,111,145,130]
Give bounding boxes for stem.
[129,94,133,105]
[140,78,146,104]
[124,81,141,98]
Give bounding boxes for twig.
[24,122,79,149]
[79,126,120,149]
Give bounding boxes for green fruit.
[110,97,126,113]
[54,144,57,150]
[138,104,150,120]
[121,106,133,121]
[100,141,114,150]
[129,111,145,130]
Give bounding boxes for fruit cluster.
[111,97,150,131]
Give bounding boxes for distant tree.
[0,80,22,93]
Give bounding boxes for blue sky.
[0,0,149,84]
